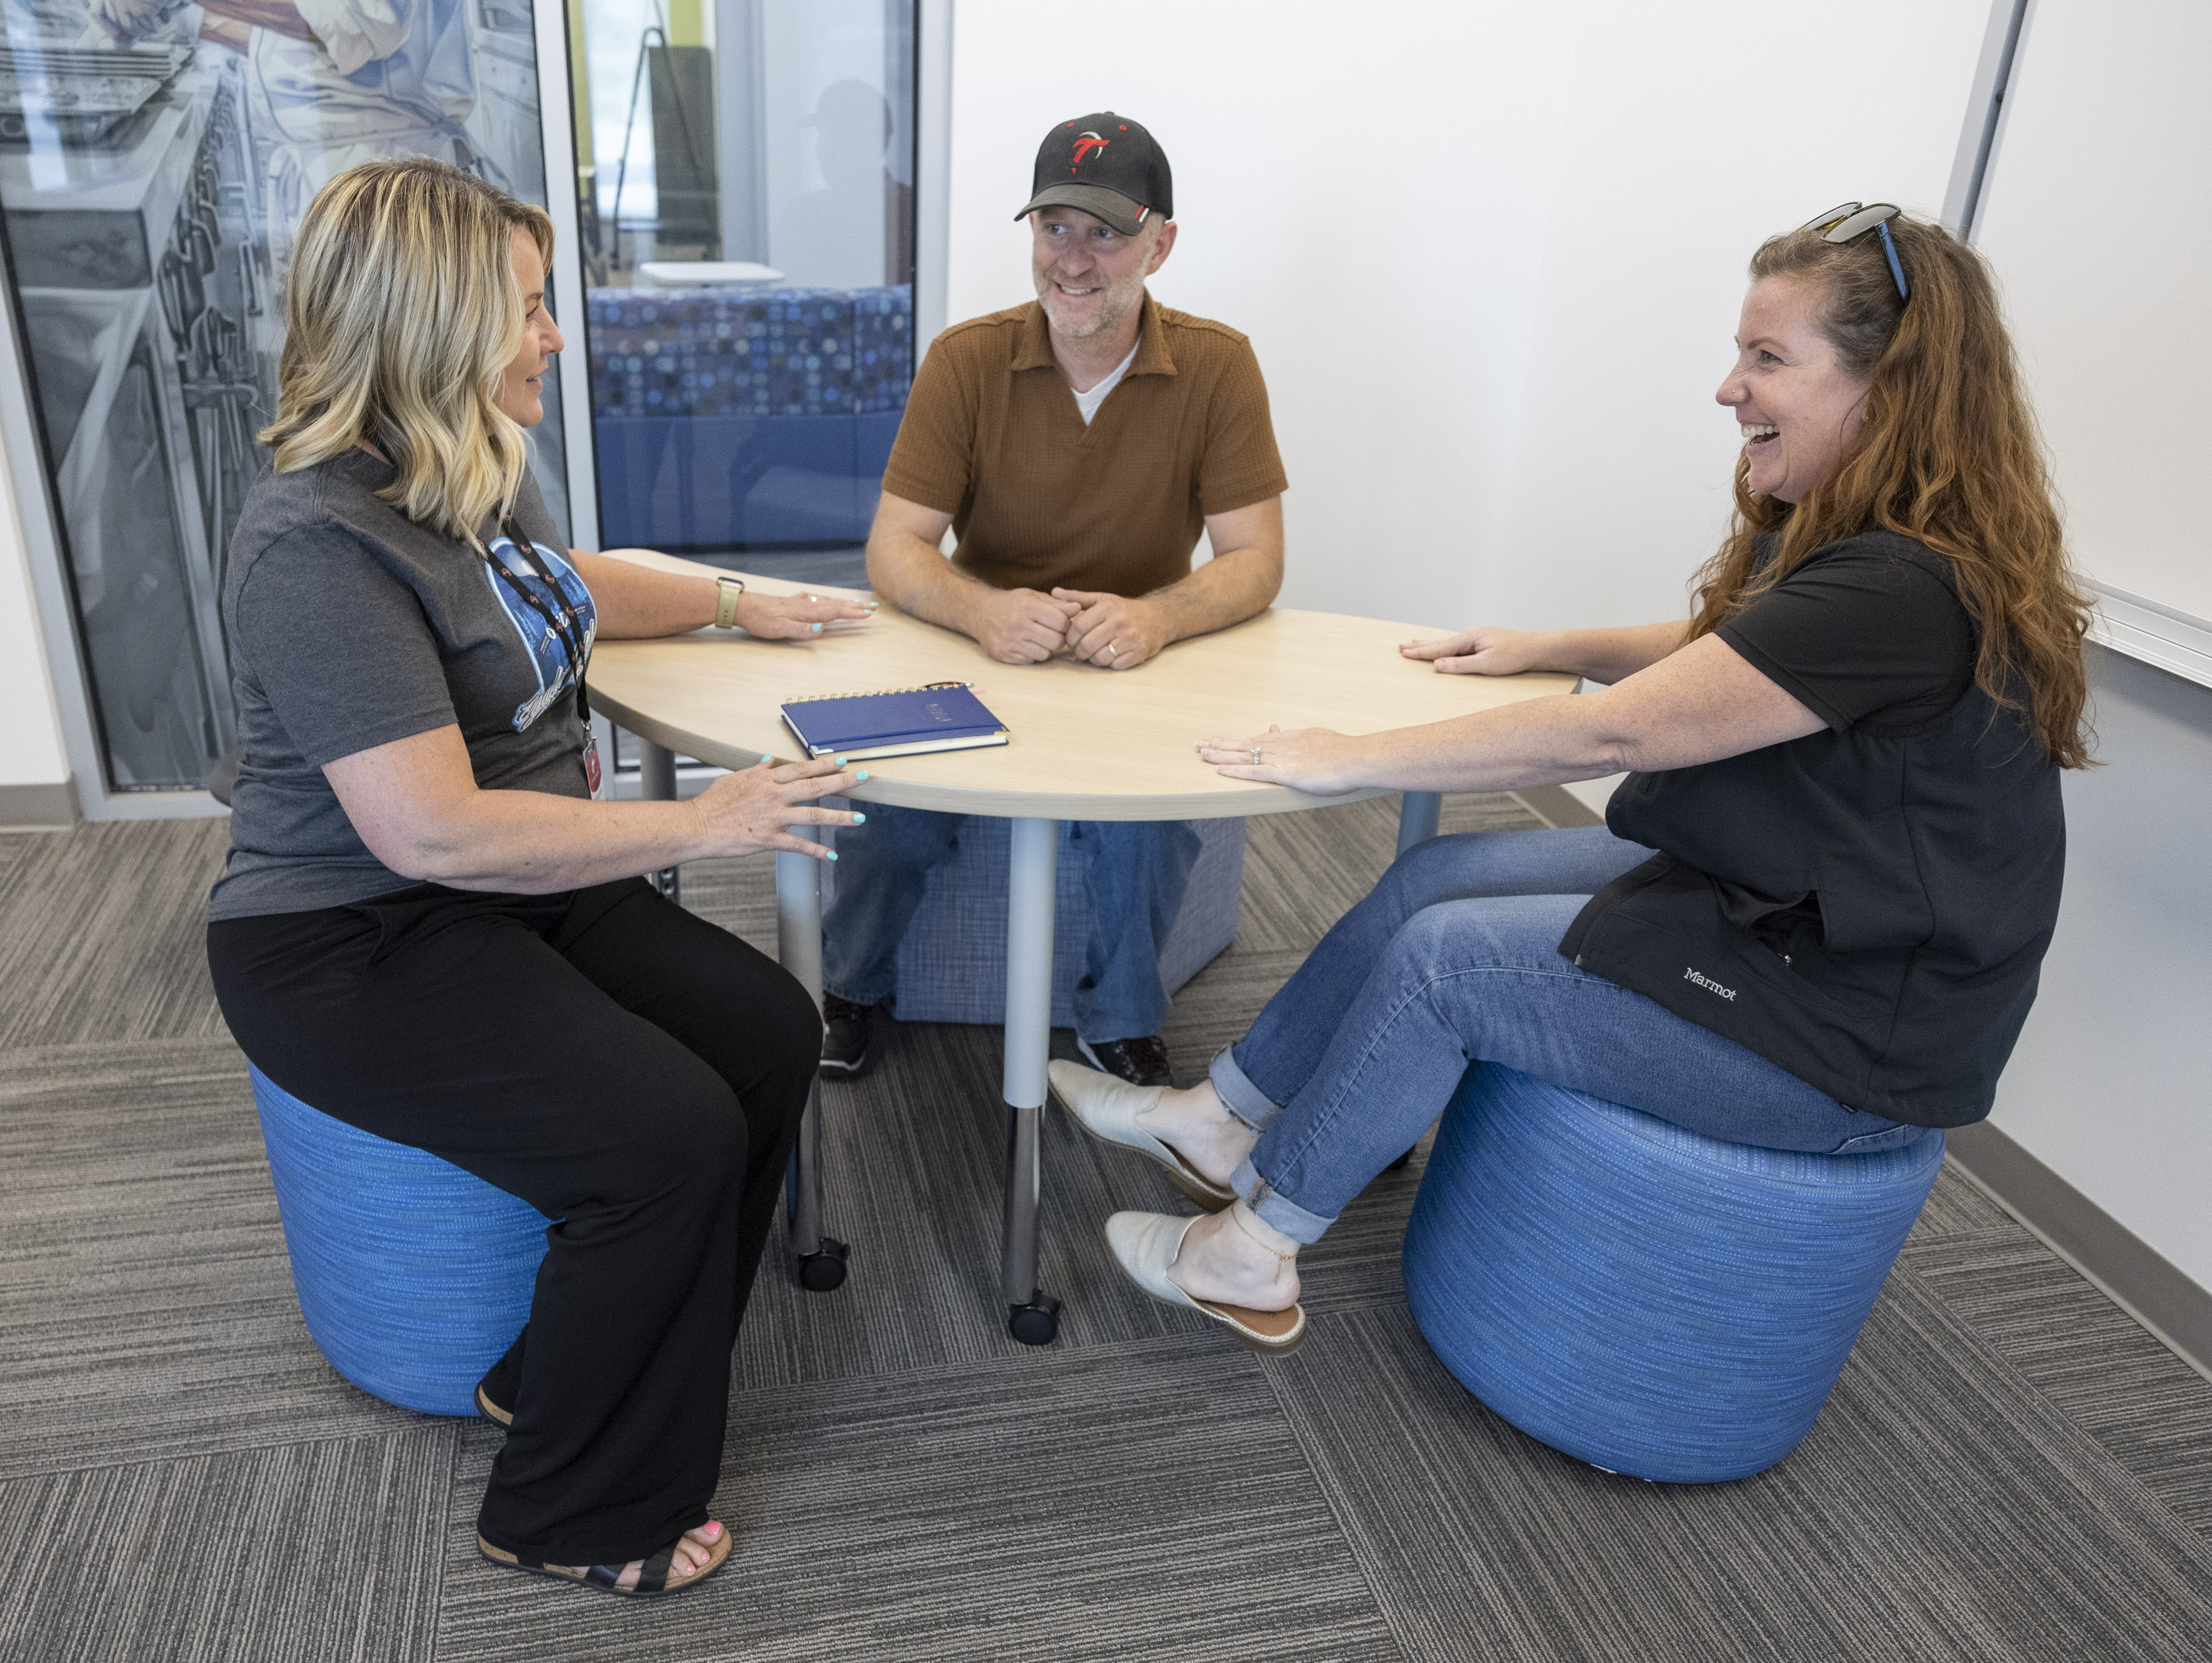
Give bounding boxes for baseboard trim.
[1511,785,1605,829]
[1945,1120,2212,1385]
[0,777,79,830]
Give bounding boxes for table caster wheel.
[1006,1293,1062,1346]
[796,1237,849,1292]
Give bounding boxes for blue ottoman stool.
[249,1065,551,1416]
[1401,1063,1943,1482]
[862,816,1247,1027]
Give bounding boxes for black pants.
[208,878,815,1566]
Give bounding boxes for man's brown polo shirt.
[879,291,1287,597]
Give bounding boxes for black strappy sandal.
[477,1527,732,1597]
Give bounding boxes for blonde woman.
[206,158,868,1596]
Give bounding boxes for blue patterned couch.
[588,284,914,549]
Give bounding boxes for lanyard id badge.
[476,515,601,794]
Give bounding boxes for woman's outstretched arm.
[1200,633,1823,796]
[1399,621,1691,686]
[568,549,875,642]
[325,725,861,893]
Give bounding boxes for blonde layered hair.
[259,158,554,541]
[1688,213,2094,768]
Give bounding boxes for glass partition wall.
[0,0,919,807]
[569,0,917,588]
[0,0,571,796]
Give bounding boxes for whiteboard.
[1972,0,2212,676]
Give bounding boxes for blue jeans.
[822,804,1203,1042]
[1210,826,1925,1244]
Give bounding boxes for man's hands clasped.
[970,586,1168,668]
[973,586,1077,664]
[1054,587,1164,669]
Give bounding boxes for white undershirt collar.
[1071,336,1141,426]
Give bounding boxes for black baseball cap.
[1014,112,1173,236]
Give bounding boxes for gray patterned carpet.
[1,796,2209,1662]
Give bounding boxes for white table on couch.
[588,559,1575,1344]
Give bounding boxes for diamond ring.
[1249,747,1263,765]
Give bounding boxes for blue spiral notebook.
[781,681,1010,762]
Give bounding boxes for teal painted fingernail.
[828,850,839,861]
[834,754,848,765]
[855,769,870,782]
[811,622,822,633]
[852,813,866,824]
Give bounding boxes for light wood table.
[589,558,1576,1344]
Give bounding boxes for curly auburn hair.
[1688,212,2095,768]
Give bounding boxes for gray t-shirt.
[209,449,597,921]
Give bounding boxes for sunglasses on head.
[1801,201,1910,302]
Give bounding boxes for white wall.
[947,1,2212,1298]
[0,431,69,791]
[1993,649,2212,1289]
[1972,0,2212,628]
[947,0,1989,631]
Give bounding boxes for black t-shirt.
[1568,528,2063,1127]
[1717,532,1975,732]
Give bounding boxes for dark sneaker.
[820,993,874,1080]
[1076,1033,1172,1089]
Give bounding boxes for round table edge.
[591,691,1400,822]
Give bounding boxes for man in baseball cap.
[818,111,1289,1090]
[1012,111,1173,235]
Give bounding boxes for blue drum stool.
[249,1065,551,1417]
[1401,1063,1943,1483]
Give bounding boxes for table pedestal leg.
[776,848,847,1291]
[1001,816,1062,1346]
[1397,790,1443,857]
[639,737,682,903]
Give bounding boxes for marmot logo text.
[1683,966,1738,1001]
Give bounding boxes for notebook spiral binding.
[782,680,972,704]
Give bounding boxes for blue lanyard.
[484,515,592,721]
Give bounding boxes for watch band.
[713,576,745,630]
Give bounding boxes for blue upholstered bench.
[1401,1063,1943,1482]
[821,816,1247,1027]
[249,1065,549,1417]
[587,283,913,548]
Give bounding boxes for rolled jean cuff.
[1231,1156,1335,1246]
[1208,1046,1281,1131]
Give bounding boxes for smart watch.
[713,576,746,630]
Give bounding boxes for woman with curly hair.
[1054,204,2092,1355]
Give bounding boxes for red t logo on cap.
[1071,132,1109,170]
